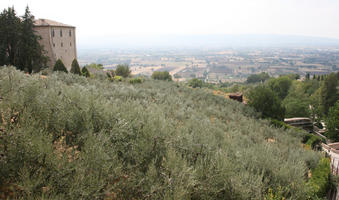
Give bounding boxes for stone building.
[34,19,77,70]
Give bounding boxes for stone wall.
[34,26,77,70]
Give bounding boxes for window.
[61,42,63,47]
[52,29,55,37]
[60,30,62,37]
[70,42,72,47]
[69,30,72,37]
[53,43,55,47]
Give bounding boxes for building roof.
[34,19,75,28]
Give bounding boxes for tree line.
[0,6,47,73]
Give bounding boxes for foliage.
[0,67,323,199]
[70,59,81,75]
[151,71,172,81]
[303,134,322,150]
[267,76,293,100]
[53,59,68,73]
[86,63,104,70]
[247,85,285,120]
[81,66,90,77]
[270,119,292,130]
[282,82,310,118]
[325,101,339,141]
[246,72,270,84]
[320,73,338,114]
[307,158,331,198]
[129,77,143,84]
[264,187,285,200]
[0,6,47,73]
[114,75,122,82]
[188,78,203,88]
[115,64,131,78]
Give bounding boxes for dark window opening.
[53,43,55,47]
[69,30,72,37]
[52,29,55,37]
[60,30,62,37]
[70,42,72,46]
[61,42,63,47]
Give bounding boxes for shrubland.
[0,67,328,199]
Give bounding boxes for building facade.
[34,19,77,70]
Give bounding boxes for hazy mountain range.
[78,34,339,50]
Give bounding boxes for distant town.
[78,47,339,82]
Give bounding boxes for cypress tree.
[0,7,21,67]
[70,59,81,75]
[53,59,68,73]
[82,66,90,77]
[18,6,47,73]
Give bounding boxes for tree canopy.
[325,101,339,141]
[247,85,285,120]
[320,73,338,114]
[151,71,172,81]
[115,64,131,78]
[0,6,46,73]
[246,72,270,84]
[188,78,203,88]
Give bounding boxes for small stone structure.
[228,93,243,103]
[34,19,77,70]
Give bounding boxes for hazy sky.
[1,0,339,45]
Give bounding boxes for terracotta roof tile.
[34,19,74,28]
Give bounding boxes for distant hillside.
[0,67,323,199]
[78,34,339,49]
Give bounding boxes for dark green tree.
[53,59,68,73]
[305,73,310,80]
[246,72,270,84]
[70,59,81,75]
[188,78,203,88]
[17,6,47,73]
[247,85,285,120]
[0,7,21,66]
[267,76,292,100]
[115,64,130,78]
[320,73,338,114]
[151,71,172,81]
[82,66,90,77]
[325,101,339,141]
[283,82,310,118]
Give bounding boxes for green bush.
[53,59,68,73]
[115,64,130,78]
[151,71,172,81]
[188,78,203,88]
[0,67,323,199]
[114,75,122,82]
[307,158,331,198]
[81,66,90,77]
[270,119,292,129]
[129,77,143,84]
[70,59,81,75]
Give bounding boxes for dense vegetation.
[0,67,327,199]
[0,7,47,73]
[151,71,172,81]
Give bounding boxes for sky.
[1,0,339,48]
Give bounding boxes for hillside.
[0,67,322,199]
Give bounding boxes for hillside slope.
[0,67,321,199]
